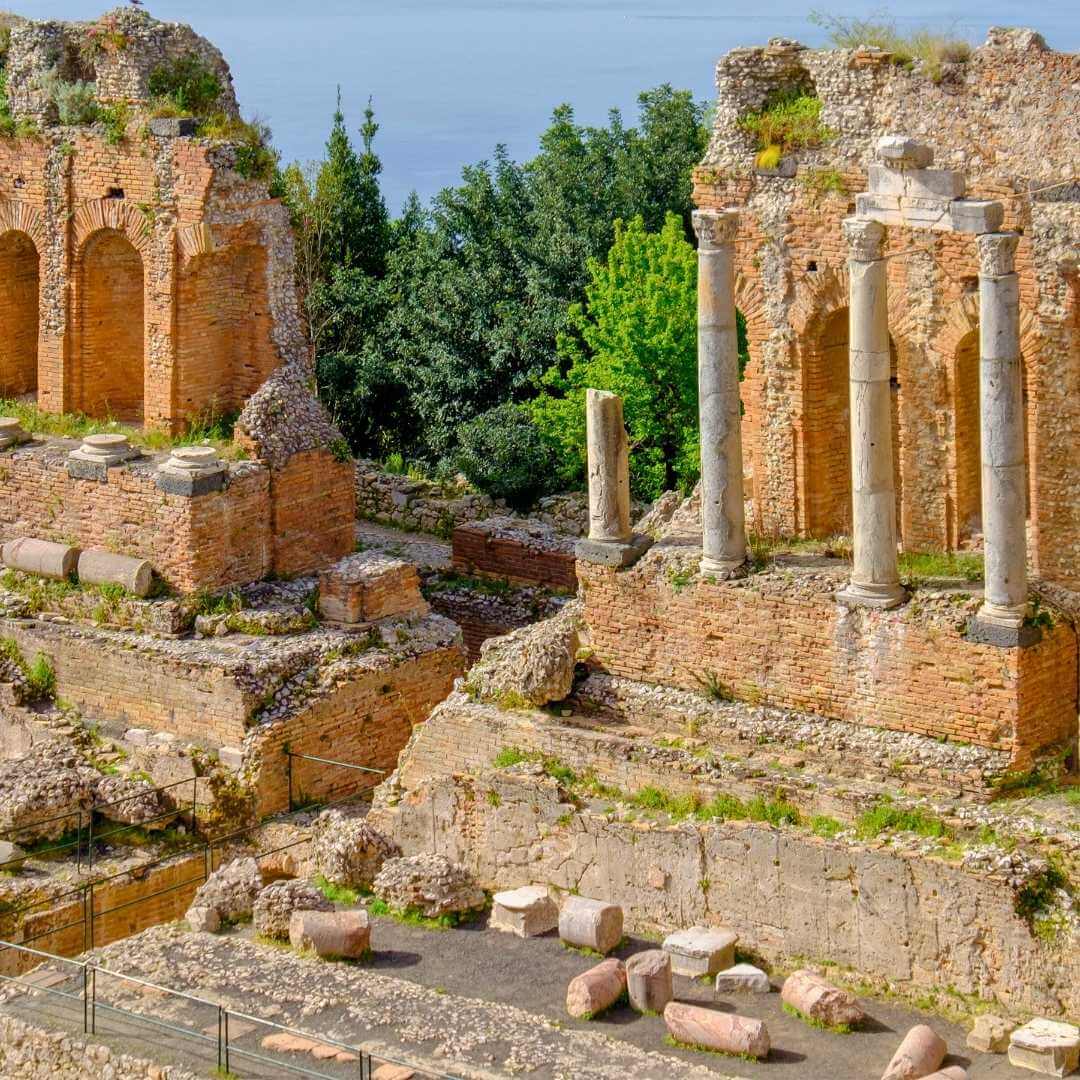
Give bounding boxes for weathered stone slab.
[781,969,866,1029]
[565,957,626,1019]
[881,1024,948,1080]
[950,199,1005,235]
[1008,1018,1080,1076]
[714,962,770,995]
[967,1014,1013,1054]
[574,533,653,568]
[876,135,933,168]
[663,1001,770,1059]
[289,909,371,960]
[490,885,558,938]
[662,925,737,977]
[625,949,672,1013]
[559,895,623,955]
[2,538,80,581]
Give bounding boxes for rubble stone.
[312,810,400,891]
[714,962,770,995]
[781,970,866,1029]
[93,776,178,830]
[489,885,559,938]
[372,853,485,919]
[625,949,673,1013]
[558,895,623,955]
[967,1014,1013,1054]
[662,925,737,977]
[186,857,263,928]
[663,1001,770,1059]
[565,958,627,1019]
[0,743,97,843]
[253,880,334,941]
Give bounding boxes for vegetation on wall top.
[737,88,834,168]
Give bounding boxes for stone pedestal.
[67,433,138,481]
[694,208,747,576]
[0,418,30,450]
[975,232,1030,641]
[156,445,228,496]
[836,218,905,610]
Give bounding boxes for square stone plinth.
[714,963,770,995]
[663,926,738,978]
[490,886,558,938]
[318,551,428,624]
[1008,1019,1080,1076]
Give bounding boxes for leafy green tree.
[531,213,699,500]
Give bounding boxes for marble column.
[977,231,1029,629]
[837,218,905,609]
[693,208,747,576]
[585,388,632,543]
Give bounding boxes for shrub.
[50,77,100,126]
[97,100,131,145]
[148,54,223,115]
[452,403,558,509]
[737,89,833,156]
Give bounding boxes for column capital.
[977,231,1020,277]
[842,217,885,261]
[693,208,740,250]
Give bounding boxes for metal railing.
[0,939,458,1079]
[284,746,385,812]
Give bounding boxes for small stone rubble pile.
[0,743,101,843]
[372,853,486,919]
[311,810,400,891]
[253,879,333,940]
[186,856,263,932]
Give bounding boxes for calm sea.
[27,0,1080,211]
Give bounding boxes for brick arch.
[0,226,41,397]
[0,198,46,254]
[72,198,154,257]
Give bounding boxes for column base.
[976,600,1030,629]
[965,613,1041,649]
[835,581,907,610]
[575,533,653,569]
[700,554,749,579]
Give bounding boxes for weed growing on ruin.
[782,1001,854,1034]
[663,1035,757,1061]
[366,896,466,931]
[693,669,733,703]
[809,11,972,83]
[810,815,843,839]
[898,550,982,583]
[855,797,947,840]
[1015,859,1068,925]
[801,167,847,201]
[695,793,748,822]
[630,786,700,820]
[485,789,501,807]
[747,795,801,827]
[200,113,279,182]
[426,571,512,598]
[667,566,695,593]
[313,874,362,906]
[148,54,223,115]
[992,746,1070,799]
[737,89,834,167]
[97,99,131,145]
[1024,595,1054,631]
[493,746,528,769]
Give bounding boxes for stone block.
[565,958,626,1019]
[868,165,907,196]
[856,191,904,226]
[965,615,1042,649]
[289,909,371,960]
[78,549,154,598]
[663,1001,770,1059]
[318,551,428,624]
[558,896,623,955]
[967,1014,1013,1054]
[662,925,737,977]
[490,885,559,938]
[876,135,933,168]
[148,116,197,137]
[900,195,954,230]
[0,417,30,450]
[574,533,653,568]
[66,434,139,481]
[218,746,244,770]
[714,962,770,995]
[1008,1019,1080,1076]
[882,1024,948,1080]
[625,949,673,1013]
[186,906,221,934]
[904,169,965,200]
[950,199,1006,235]
[781,969,866,1029]
[2,538,80,581]
[125,727,152,746]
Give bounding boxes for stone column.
[976,231,1029,631]
[693,208,747,576]
[837,218,905,609]
[576,389,652,567]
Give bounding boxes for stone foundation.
[452,518,578,590]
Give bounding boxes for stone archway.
[0,230,40,397]
[75,229,145,422]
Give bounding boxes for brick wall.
[580,563,1078,764]
[247,644,465,816]
[0,229,39,397]
[452,525,577,591]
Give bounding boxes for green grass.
[366,896,476,931]
[426,570,513,598]
[693,669,733,703]
[313,874,363,906]
[855,797,948,840]
[1014,861,1068,924]
[898,550,983,582]
[782,1001,854,1034]
[737,89,834,164]
[662,1034,759,1061]
[810,814,844,839]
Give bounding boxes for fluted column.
[693,208,747,576]
[837,218,905,609]
[977,231,1029,629]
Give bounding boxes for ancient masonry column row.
[693,209,748,576]
[976,231,1030,630]
[837,218,905,609]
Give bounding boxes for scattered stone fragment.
[0,841,26,867]
[0,743,98,843]
[967,1014,1013,1054]
[311,810,401,890]
[625,949,673,1013]
[94,775,178,830]
[714,962,770,995]
[566,958,627,1019]
[558,895,623,955]
[882,1024,948,1080]
[372,1065,415,1080]
[663,1001,770,1059]
[1008,1018,1080,1076]
[662,925,737,977]
[253,879,333,940]
[259,849,299,884]
[490,885,559,937]
[289,909,371,960]
[262,1033,318,1054]
[185,906,221,934]
[372,853,485,919]
[922,1070,968,1080]
[781,969,866,1029]
[186,856,263,929]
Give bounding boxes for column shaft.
[693,208,747,575]
[585,388,632,543]
[977,232,1028,626]
[838,218,904,608]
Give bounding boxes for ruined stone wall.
[694,30,1080,589]
[452,520,578,591]
[246,643,466,816]
[579,560,1077,764]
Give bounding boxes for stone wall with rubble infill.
[578,552,1077,766]
[692,30,1080,590]
[452,518,578,591]
[371,704,1080,1021]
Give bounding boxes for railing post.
[87,882,95,951]
[90,966,96,1034]
[287,749,293,813]
[217,1005,224,1071]
[82,964,89,1034]
[224,1008,231,1074]
[87,809,94,872]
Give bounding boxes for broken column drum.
[977,231,1029,630]
[585,388,632,543]
[694,208,748,575]
[838,217,905,609]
